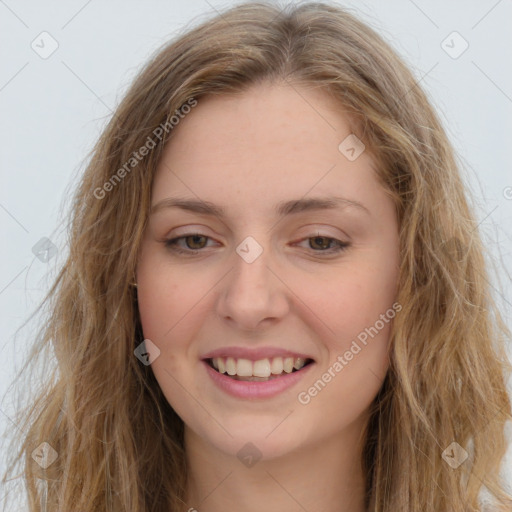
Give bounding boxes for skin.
[136,82,400,512]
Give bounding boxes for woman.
[3,2,511,511]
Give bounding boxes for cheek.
[295,271,395,436]
[135,261,206,414]
[135,251,221,392]
[296,258,398,344]
[137,284,207,366]
[136,247,201,340]
[136,260,188,377]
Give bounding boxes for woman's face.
[136,82,400,460]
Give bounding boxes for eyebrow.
[150,195,370,218]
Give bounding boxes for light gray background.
[1,0,511,508]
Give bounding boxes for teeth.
[270,357,283,374]
[293,357,306,370]
[253,359,271,377]
[283,357,294,373]
[210,356,309,378]
[226,357,236,376]
[236,358,253,377]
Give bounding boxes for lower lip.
[202,360,314,399]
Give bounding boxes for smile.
[202,354,315,399]
[206,356,314,381]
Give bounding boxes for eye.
[163,233,350,257]
[164,233,215,254]
[296,235,350,254]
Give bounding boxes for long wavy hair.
[2,1,511,511]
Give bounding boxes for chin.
[186,413,306,462]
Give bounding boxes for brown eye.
[309,236,334,250]
[184,235,208,249]
[294,235,350,256]
[164,233,214,254]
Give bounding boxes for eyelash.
[164,233,350,256]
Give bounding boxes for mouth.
[204,356,315,382]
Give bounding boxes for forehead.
[160,83,361,163]
[151,83,383,217]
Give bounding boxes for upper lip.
[201,346,315,362]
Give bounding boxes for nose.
[216,242,290,332]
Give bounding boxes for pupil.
[312,236,329,249]
[187,235,206,249]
